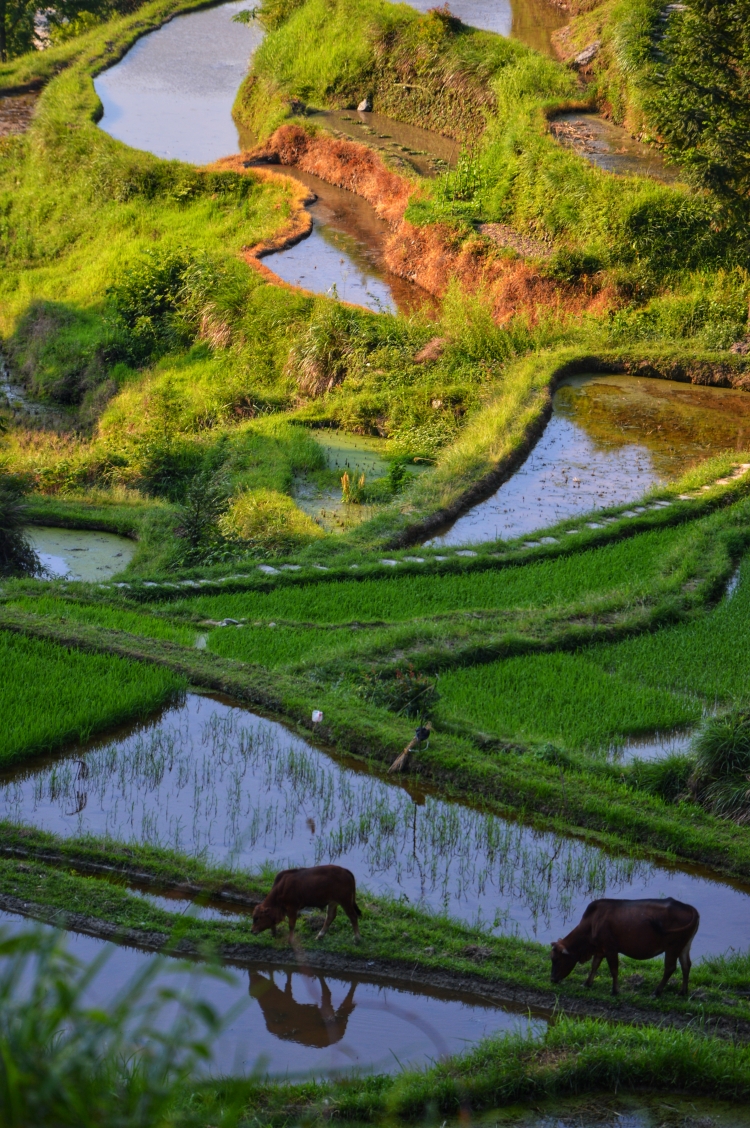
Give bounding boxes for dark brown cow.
[251,865,362,942]
[550,897,700,996]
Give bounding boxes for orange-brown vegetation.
[219,124,615,325]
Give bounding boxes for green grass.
[589,555,750,705]
[436,548,750,752]
[159,522,694,624]
[0,630,185,761]
[2,597,198,645]
[437,649,700,751]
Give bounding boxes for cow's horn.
[562,946,571,955]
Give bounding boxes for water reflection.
[405,0,566,54]
[550,113,681,184]
[3,694,748,956]
[95,1,262,164]
[263,166,431,314]
[431,374,750,545]
[251,970,357,1048]
[0,911,531,1076]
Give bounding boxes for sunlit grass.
[0,631,185,761]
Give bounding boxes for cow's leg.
[287,909,298,942]
[585,953,603,987]
[678,942,693,996]
[605,952,620,996]
[655,950,678,996]
[344,898,362,941]
[317,902,338,939]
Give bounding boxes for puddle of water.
[612,728,694,765]
[262,166,431,314]
[310,109,459,177]
[294,430,392,531]
[430,374,750,545]
[2,694,748,959]
[550,113,682,184]
[94,1,262,165]
[0,910,540,1077]
[25,526,135,582]
[404,0,566,55]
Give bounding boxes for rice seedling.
[0,631,185,762]
[5,597,197,646]
[3,691,727,943]
[165,523,693,625]
[436,651,700,752]
[589,555,750,704]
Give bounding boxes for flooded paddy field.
[0,910,538,1077]
[405,0,567,54]
[260,166,430,314]
[25,526,135,581]
[95,0,263,164]
[4,694,748,960]
[431,374,750,545]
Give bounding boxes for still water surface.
[432,374,750,545]
[3,694,747,959]
[26,526,135,581]
[0,911,535,1076]
[95,1,262,164]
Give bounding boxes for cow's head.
[550,939,578,983]
[251,903,284,935]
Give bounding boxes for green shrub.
[689,709,750,823]
[0,473,42,578]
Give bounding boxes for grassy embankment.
[0,828,748,1031]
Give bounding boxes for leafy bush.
[0,925,225,1127]
[218,487,324,554]
[649,0,750,220]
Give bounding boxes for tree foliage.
[0,472,42,578]
[650,0,750,218]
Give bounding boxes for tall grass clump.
[0,926,227,1128]
[688,709,750,823]
[0,631,186,761]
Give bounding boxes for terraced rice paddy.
[166,523,692,628]
[433,375,750,545]
[4,694,748,959]
[439,555,750,753]
[0,632,185,763]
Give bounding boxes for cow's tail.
[354,900,363,918]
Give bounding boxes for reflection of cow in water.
[250,970,357,1047]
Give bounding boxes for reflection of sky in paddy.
[0,911,537,1077]
[2,695,748,957]
[269,224,396,313]
[433,374,750,546]
[432,412,659,545]
[95,1,261,164]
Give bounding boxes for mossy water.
[432,375,750,545]
[3,692,749,958]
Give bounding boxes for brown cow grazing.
[550,897,700,997]
[251,865,362,943]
